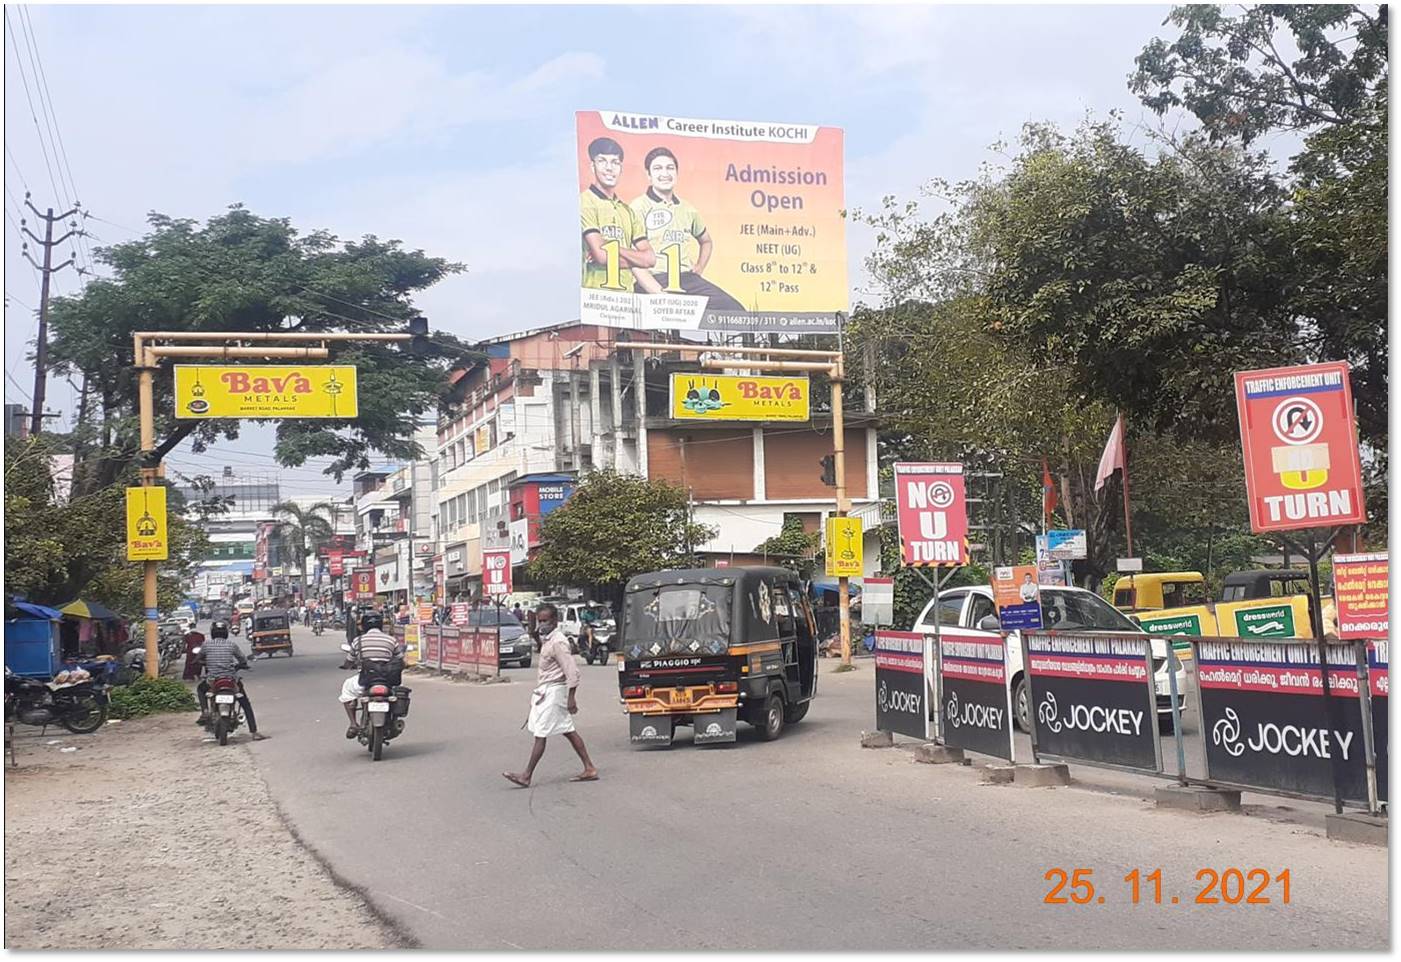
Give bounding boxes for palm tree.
[270,501,336,604]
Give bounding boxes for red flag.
[1041,456,1058,524]
[1094,414,1126,493]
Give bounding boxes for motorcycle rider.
[194,619,267,740]
[339,610,405,739]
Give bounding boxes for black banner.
[1369,642,1387,804]
[1025,632,1160,771]
[940,636,1013,760]
[875,631,929,741]
[1195,639,1368,802]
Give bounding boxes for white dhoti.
[339,675,365,704]
[527,683,574,737]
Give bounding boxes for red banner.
[894,462,968,567]
[352,567,375,601]
[1233,361,1366,533]
[483,549,512,598]
[1334,551,1388,640]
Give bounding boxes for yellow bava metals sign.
[669,373,809,421]
[174,365,358,419]
[825,516,862,577]
[126,486,168,561]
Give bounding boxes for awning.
[8,601,62,621]
[59,600,122,621]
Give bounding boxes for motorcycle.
[581,622,614,665]
[192,647,250,746]
[341,644,410,762]
[4,667,109,734]
[312,620,324,637]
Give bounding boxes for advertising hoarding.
[669,373,809,421]
[1025,631,1161,772]
[125,486,169,561]
[825,516,863,578]
[991,565,1042,631]
[174,365,358,419]
[1333,552,1389,640]
[576,110,846,333]
[874,630,929,741]
[351,567,374,601]
[939,635,1013,760]
[1233,362,1366,532]
[893,462,968,567]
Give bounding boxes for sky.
[4,2,1252,497]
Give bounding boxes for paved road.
[236,626,1387,951]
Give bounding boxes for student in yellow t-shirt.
[580,137,661,293]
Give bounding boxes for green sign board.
[1139,613,1202,636]
[1233,604,1296,639]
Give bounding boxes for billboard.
[1233,362,1366,532]
[894,462,968,567]
[125,486,169,561]
[1334,552,1389,640]
[575,110,846,333]
[824,516,863,578]
[669,373,809,422]
[174,365,358,419]
[991,565,1042,631]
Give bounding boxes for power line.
[5,145,30,193]
[6,370,34,403]
[3,8,62,211]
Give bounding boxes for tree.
[754,517,823,578]
[4,436,208,613]
[44,205,480,494]
[269,500,335,602]
[527,470,717,600]
[1131,5,1387,143]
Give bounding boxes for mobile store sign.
[1334,552,1389,640]
[939,636,1013,760]
[894,462,968,567]
[575,111,847,333]
[670,373,809,421]
[1025,631,1161,772]
[1233,361,1366,532]
[1194,638,1369,803]
[174,365,358,419]
[874,630,930,741]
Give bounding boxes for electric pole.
[21,196,83,436]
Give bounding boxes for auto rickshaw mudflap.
[692,709,737,745]
[629,713,675,746]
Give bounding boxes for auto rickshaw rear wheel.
[754,693,785,741]
[783,700,809,725]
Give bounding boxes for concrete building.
[175,467,281,603]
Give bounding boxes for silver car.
[470,608,532,668]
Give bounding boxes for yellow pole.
[831,359,851,667]
[136,338,160,679]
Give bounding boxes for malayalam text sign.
[991,565,1042,631]
[894,463,968,567]
[575,110,846,333]
[174,365,358,419]
[125,486,169,561]
[1334,551,1389,640]
[1234,362,1366,532]
[825,516,863,578]
[1025,631,1161,771]
[939,635,1013,760]
[874,630,929,741]
[1195,638,1368,802]
[483,549,512,598]
[670,373,809,421]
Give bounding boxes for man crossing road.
[503,603,598,788]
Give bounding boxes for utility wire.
[3,8,62,213]
[6,370,34,403]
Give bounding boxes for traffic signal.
[407,313,430,356]
[819,454,836,488]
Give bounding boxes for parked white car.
[913,584,1189,733]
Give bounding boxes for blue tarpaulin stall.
[5,601,64,679]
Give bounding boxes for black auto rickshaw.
[250,608,294,657]
[618,567,818,747]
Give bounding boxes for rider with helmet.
[195,619,266,740]
[339,610,405,738]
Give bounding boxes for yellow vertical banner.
[825,516,862,577]
[126,486,169,561]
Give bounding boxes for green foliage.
[269,500,336,598]
[527,470,717,592]
[754,517,823,578]
[108,677,199,719]
[1131,5,1387,144]
[45,205,478,489]
[4,436,208,612]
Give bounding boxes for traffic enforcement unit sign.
[1233,362,1366,532]
[874,630,930,741]
[125,486,168,561]
[825,516,863,578]
[939,635,1013,760]
[894,462,968,567]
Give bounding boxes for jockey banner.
[939,634,1013,760]
[874,630,930,741]
[1024,631,1161,772]
[576,110,846,333]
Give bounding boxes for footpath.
[4,713,406,950]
